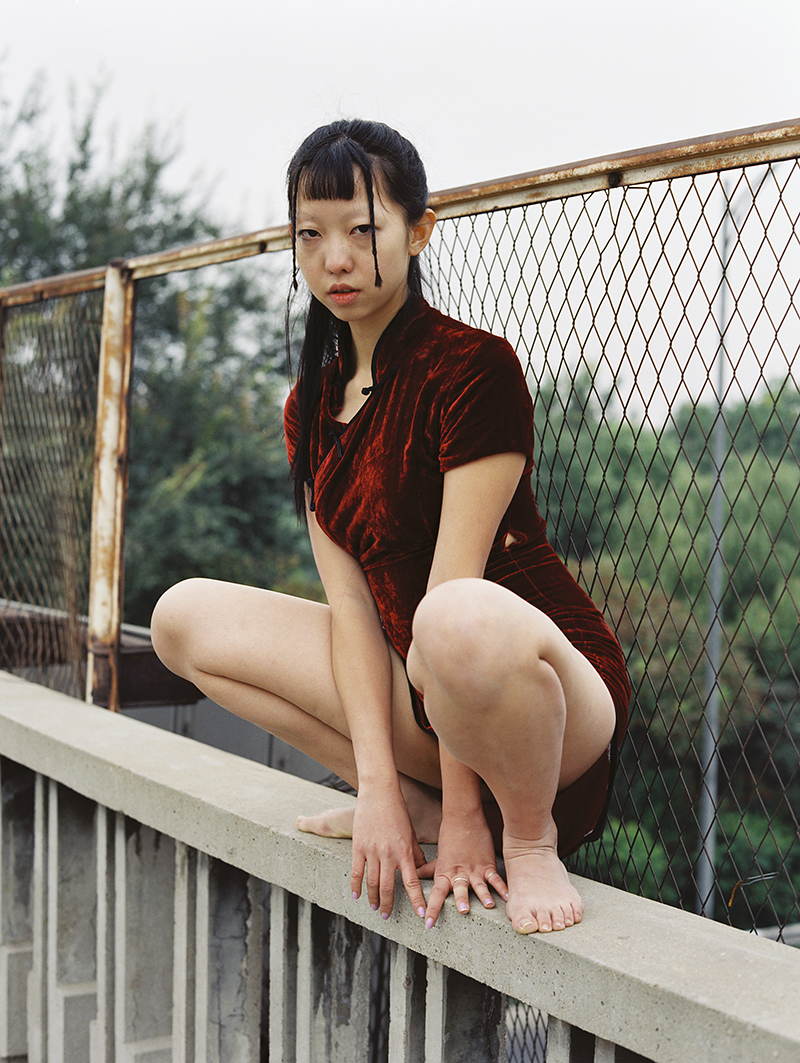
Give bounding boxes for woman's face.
[294,169,433,341]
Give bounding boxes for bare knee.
[150,578,214,675]
[408,579,509,702]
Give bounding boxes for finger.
[378,862,396,919]
[366,864,381,912]
[486,868,508,902]
[416,859,437,879]
[452,875,471,914]
[400,862,428,919]
[471,878,496,909]
[425,877,452,928]
[350,851,366,902]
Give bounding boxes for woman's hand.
[350,784,429,920]
[419,807,508,928]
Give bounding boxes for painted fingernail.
[381,911,390,920]
[458,902,469,912]
[483,898,495,907]
[353,892,359,901]
[371,903,379,911]
[417,907,426,917]
[425,917,434,929]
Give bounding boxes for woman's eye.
[352,224,374,236]
[297,229,319,241]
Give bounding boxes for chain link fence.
[0,289,103,698]
[1,128,798,1062]
[427,159,800,1058]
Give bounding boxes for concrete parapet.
[2,670,800,1062]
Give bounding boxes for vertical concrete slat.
[548,1018,595,1063]
[26,774,48,1063]
[295,897,313,1063]
[203,859,263,1063]
[388,941,425,1063]
[594,1036,617,1062]
[425,959,505,1063]
[0,758,35,1061]
[115,818,175,1062]
[424,959,446,1063]
[320,912,372,1062]
[114,814,126,1063]
[296,901,373,1062]
[172,842,196,1063]
[193,850,209,1063]
[269,885,297,1063]
[90,804,115,1063]
[48,783,97,1063]
[46,781,57,1062]
[545,1016,571,1062]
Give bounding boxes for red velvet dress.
[284,298,630,855]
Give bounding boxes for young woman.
[151,119,630,935]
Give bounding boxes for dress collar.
[335,293,428,391]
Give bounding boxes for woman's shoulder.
[414,302,519,371]
[412,304,524,391]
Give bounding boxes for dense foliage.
[0,73,318,630]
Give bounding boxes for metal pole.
[86,261,136,711]
[696,188,731,918]
[696,168,771,917]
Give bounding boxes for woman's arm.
[306,499,428,920]
[421,451,525,924]
[428,451,526,591]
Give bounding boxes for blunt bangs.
[295,142,372,204]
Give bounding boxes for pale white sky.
[2,0,799,234]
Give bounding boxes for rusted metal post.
[86,261,136,711]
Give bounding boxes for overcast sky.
[3,0,799,235]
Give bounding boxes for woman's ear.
[409,209,436,256]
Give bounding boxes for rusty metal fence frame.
[2,121,799,955]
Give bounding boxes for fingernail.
[353,892,359,901]
[371,903,379,911]
[417,907,426,917]
[458,902,469,912]
[483,898,495,907]
[425,917,434,929]
[381,911,390,920]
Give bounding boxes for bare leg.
[151,579,443,840]
[407,578,616,934]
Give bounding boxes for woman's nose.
[325,237,353,273]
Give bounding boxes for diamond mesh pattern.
[2,143,798,1063]
[428,163,800,972]
[0,291,102,697]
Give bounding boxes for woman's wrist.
[440,799,485,823]
[355,767,403,796]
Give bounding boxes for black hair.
[286,119,430,516]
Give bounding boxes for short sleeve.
[439,338,533,472]
[284,384,301,466]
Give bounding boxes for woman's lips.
[329,288,359,306]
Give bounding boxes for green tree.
[0,73,316,634]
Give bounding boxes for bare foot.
[503,831,583,934]
[297,805,355,838]
[297,776,443,843]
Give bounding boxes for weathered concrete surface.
[2,670,800,1063]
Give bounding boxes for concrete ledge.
[2,671,800,1063]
